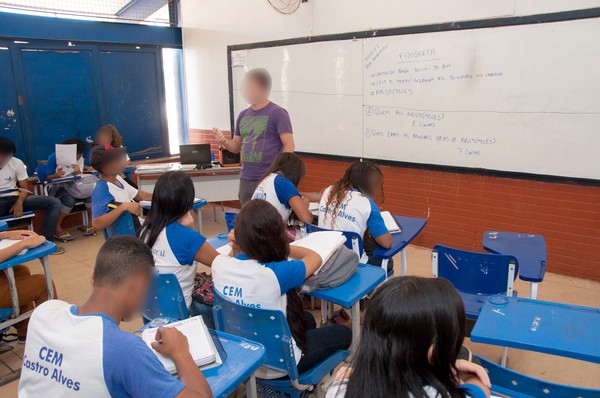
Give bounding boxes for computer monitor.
[179,144,211,167]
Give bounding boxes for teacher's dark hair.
[344,276,467,398]
[258,152,306,187]
[246,68,272,93]
[139,171,195,248]
[234,200,308,350]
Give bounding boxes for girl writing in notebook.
[326,276,491,398]
[139,171,219,327]
[318,160,392,271]
[252,152,319,226]
[212,200,352,379]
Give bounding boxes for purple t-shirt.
[234,102,293,180]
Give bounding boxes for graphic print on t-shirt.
[239,115,268,164]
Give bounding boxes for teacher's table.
[483,231,547,299]
[136,164,241,219]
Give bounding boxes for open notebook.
[381,211,402,233]
[142,316,221,374]
[290,231,347,274]
[0,239,28,256]
[137,163,173,172]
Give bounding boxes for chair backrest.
[213,290,300,380]
[103,212,136,240]
[305,223,364,258]
[432,245,518,296]
[224,211,237,232]
[143,273,190,321]
[36,164,47,183]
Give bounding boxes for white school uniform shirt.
[252,173,300,222]
[150,222,207,308]
[318,186,388,261]
[19,300,184,398]
[212,253,306,378]
[91,175,138,218]
[0,157,28,195]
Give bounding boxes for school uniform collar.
[235,253,251,261]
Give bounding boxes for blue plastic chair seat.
[143,273,189,322]
[0,308,14,320]
[460,292,494,319]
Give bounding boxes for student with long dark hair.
[139,171,218,325]
[318,160,392,269]
[212,200,352,378]
[327,276,491,398]
[252,152,318,224]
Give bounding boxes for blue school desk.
[373,215,427,276]
[471,296,600,364]
[142,198,208,234]
[207,232,229,250]
[483,231,547,298]
[309,263,386,361]
[0,240,57,332]
[204,331,265,398]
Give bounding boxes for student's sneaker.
[50,246,65,255]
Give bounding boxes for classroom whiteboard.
[231,14,600,180]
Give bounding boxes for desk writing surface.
[0,242,57,271]
[204,331,265,398]
[483,231,547,282]
[471,296,600,364]
[373,215,427,258]
[309,263,385,308]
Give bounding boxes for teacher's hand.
[213,128,228,145]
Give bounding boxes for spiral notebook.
[142,316,221,374]
[381,211,402,233]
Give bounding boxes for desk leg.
[401,248,408,276]
[195,208,203,234]
[40,255,54,301]
[346,301,361,362]
[4,267,20,317]
[529,282,538,299]
[246,374,258,398]
[321,303,328,325]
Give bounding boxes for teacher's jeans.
[238,178,259,206]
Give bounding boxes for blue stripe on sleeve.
[165,222,207,265]
[91,181,115,218]
[273,174,300,208]
[265,259,306,294]
[460,383,488,398]
[46,153,57,175]
[367,199,389,238]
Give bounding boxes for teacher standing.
[214,68,295,205]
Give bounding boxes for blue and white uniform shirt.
[318,185,388,259]
[19,300,184,398]
[150,222,207,308]
[0,157,28,194]
[212,253,306,378]
[252,173,300,221]
[91,175,138,218]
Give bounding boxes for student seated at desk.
[0,137,64,255]
[252,153,320,226]
[46,138,96,241]
[139,171,219,327]
[90,145,152,231]
[318,160,392,270]
[0,230,56,344]
[212,200,352,379]
[18,236,212,398]
[326,277,491,398]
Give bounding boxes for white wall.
[180,0,600,130]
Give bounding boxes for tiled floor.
[1,206,599,396]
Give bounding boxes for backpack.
[300,246,359,293]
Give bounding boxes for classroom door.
[0,46,28,162]
[98,49,168,159]
[19,47,99,169]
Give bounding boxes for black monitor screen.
[179,144,211,165]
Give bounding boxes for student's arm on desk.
[92,202,141,230]
[0,231,45,262]
[289,196,314,224]
[289,246,322,278]
[374,233,392,250]
[153,327,213,398]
